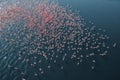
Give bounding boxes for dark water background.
[0,0,120,80]
[58,0,120,80]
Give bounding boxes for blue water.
[59,0,120,80]
[60,0,120,42]
[0,0,120,80]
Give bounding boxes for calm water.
[0,0,120,80]
[59,0,120,80]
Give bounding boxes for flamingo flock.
[0,0,116,80]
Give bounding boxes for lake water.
[59,0,120,80]
[0,0,120,80]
